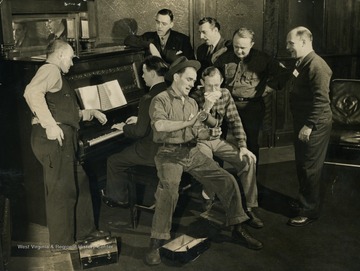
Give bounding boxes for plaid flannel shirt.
[190,87,247,148]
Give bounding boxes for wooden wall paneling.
[324,0,354,54]
[263,0,280,56]
[192,0,205,50]
[189,0,195,48]
[86,0,98,39]
[352,0,360,54]
[215,0,264,50]
[276,0,325,56]
[192,0,218,50]
[271,0,293,146]
[277,0,290,57]
[312,0,326,53]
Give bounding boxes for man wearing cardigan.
[285,26,332,227]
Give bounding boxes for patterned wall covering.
[95,0,191,45]
[215,0,264,50]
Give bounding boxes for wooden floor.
[7,146,360,271]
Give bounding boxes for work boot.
[145,238,164,265]
[232,224,263,250]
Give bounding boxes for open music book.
[76,80,127,111]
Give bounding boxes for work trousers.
[197,138,258,208]
[235,99,265,170]
[151,145,249,240]
[293,119,332,218]
[31,124,95,246]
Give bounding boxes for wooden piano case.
[2,47,146,228]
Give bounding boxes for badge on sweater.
[293,69,299,77]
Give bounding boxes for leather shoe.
[246,210,264,229]
[145,238,164,265]
[102,195,129,208]
[232,225,263,250]
[287,216,316,227]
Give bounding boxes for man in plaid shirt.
[190,66,263,229]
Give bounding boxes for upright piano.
[67,47,146,164]
[4,47,146,228]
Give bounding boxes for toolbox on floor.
[78,236,119,269]
[160,234,210,263]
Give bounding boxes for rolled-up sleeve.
[23,64,62,128]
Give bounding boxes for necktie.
[207,45,214,56]
[160,37,166,50]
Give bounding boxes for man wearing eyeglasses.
[125,9,194,64]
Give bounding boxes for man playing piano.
[102,55,169,207]
[24,39,108,253]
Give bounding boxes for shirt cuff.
[81,109,94,121]
[305,122,314,129]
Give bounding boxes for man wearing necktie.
[196,17,230,83]
[46,19,67,43]
[12,22,39,48]
[285,26,332,227]
[124,9,194,64]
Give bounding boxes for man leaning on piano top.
[124,8,195,64]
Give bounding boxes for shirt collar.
[159,31,171,44]
[296,50,314,66]
[168,88,189,100]
[211,35,221,48]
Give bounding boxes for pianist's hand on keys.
[111,122,126,131]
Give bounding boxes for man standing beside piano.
[102,55,169,207]
[23,39,108,252]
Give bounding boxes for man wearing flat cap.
[145,56,263,266]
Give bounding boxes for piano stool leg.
[130,205,139,229]
[128,178,139,229]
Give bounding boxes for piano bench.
[126,166,196,229]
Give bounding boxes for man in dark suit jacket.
[46,19,67,43]
[196,17,230,78]
[102,56,169,207]
[13,22,39,47]
[124,9,194,64]
[285,26,332,227]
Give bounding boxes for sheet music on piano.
[76,79,127,111]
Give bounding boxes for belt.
[234,96,262,102]
[162,142,197,148]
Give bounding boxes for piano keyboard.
[87,129,124,146]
